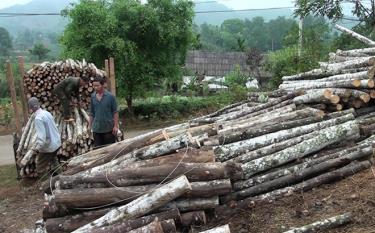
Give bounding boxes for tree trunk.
[216,161,370,216]
[223,146,371,202]
[241,120,360,178]
[53,179,231,208]
[234,144,371,191]
[58,163,241,189]
[163,196,219,212]
[72,175,191,233]
[214,114,355,162]
[283,212,352,233]
[127,221,164,233]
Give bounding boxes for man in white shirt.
[28,97,61,177]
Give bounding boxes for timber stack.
[16,59,108,178]
[37,25,374,232]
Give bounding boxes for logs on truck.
[15,59,122,178]
[32,25,375,232]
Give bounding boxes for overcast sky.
[0,0,295,10]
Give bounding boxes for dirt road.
[0,129,156,166]
[0,135,15,166]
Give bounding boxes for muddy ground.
[0,165,374,233]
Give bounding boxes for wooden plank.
[17,56,28,124]
[109,57,116,96]
[6,60,22,136]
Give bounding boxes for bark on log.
[214,114,355,162]
[234,143,371,191]
[72,175,191,232]
[180,211,207,227]
[219,114,325,145]
[164,196,219,212]
[58,163,241,189]
[45,208,111,233]
[224,146,371,202]
[53,179,231,208]
[282,67,371,81]
[283,212,352,233]
[199,225,231,233]
[87,209,180,233]
[216,161,370,216]
[241,120,360,178]
[72,133,208,179]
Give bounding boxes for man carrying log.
[28,97,61,177]
[89,76,119,147]
[53,76,89,122]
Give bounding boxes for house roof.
[185,50,250,76]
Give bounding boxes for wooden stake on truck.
[109,57,116,97]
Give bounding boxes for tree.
[60,0,194,116]
[29,43,50,61]
[294,0,375,29]
[0,27,12,56]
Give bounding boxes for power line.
[195,6,295,13]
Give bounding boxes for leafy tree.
[29,43,50,61]
[60,0,194,115]
[0,27,12,56]
[294,0,375,29]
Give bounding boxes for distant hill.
[0,0,295,36]
[0,0,76,35]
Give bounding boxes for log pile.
[16,60,112,178]
[39,92,374,232]
[35,26,375,232]
[278,25,375,112]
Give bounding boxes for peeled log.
[199,225,231,233]
[241,120,360,178]
[88,210,180,233]
[214,114,355,162]
[283,212,352,233]
[72,175,192,233]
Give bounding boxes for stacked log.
[38,89,374,232]
[15,60,113,178]
[35,25,375,232]
[278,25,375,112]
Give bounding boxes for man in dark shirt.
[53,76,89,122]
[89,76,119,147]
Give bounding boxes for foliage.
[121,93,245,121]
[294,0,375,29]
[225,65,248,87]
[60,0,194,116]
[265,15,332,89]
[29,43,50,61]
[265,46,319,89]
[0,27,12,56]
[196,16,296,52]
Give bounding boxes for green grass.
[0,165,18,188]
